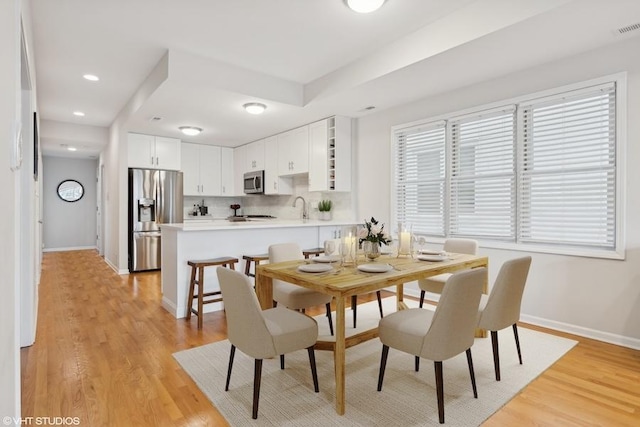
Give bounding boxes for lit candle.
[400,231,411,254]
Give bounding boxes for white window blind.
[519,83,616,248]
[450,108,516,240]
[394,121,446,236]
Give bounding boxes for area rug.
[173,300,577,426]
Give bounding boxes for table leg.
[334,295,346,415]
[255,272,273,311]
[474,262,489,338]
[396,283,408,310]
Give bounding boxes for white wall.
[1,0,22,419]
[42,157,98,250]
[356,36,640,348]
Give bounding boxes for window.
[392,76,623,257]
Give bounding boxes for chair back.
[422,268,486,361]
[269,242,304,263]
[443,238,479,255]
[216,267,276,359]
[478,256,532,331]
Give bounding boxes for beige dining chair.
[216,267,320,419]
[269,242,335,335]
[377,267,486,424]
[478,256,532,381]
[418,238,479,308]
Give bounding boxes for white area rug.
[173,300,577,426]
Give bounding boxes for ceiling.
[30,0,640,158]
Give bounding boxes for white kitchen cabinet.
[245,139,265,172]
[181,143,221,196]
[220,147,234,196]
[309,116,352,192]
[264,135,292,195]
[233,145,247,197]
[278,125,309,176]
[128,132,181,170]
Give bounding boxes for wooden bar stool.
[186,256,238,329]
[242,254,269,278]
[302,247,324,259]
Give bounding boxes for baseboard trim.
[43,246,96,252]
[401,288,639,350]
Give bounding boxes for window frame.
[390,73,626,260]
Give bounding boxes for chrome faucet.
[293,196,308,220]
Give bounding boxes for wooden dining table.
[255,252,489,415]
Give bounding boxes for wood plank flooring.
[21,250,640,426]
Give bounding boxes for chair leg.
[466,349,478,398]
[307,346,319,392]
[197,266,204,329]
[280,354,285,370]
[513,324,523,365]
[252,359,263,419]
[376,291,384,318]
[186,266,197,320]
[491,330,501,381]
[377,345,389,391]
[419,290,426,308]
[273,300,277,308]
[351,295,357,328]
[434,361,445,424]
[415,355,420,372]
[325,303,334,336]
[225,344,236,391]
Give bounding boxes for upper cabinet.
[128,133,181,170]
[220,147,234,196]
[309,116,352,192]
[181,143,221,196]
[233,145,247,197]
[278,125,309,176]
[264,136,292,195]
[245,139,265,172]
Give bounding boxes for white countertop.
[161,219,357,231]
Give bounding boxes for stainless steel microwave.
[243,170,264,194]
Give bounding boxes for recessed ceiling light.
[67,147,77,152]
[345,0,386,13]
[83,74,99,81]
[73,111,85,117]
[179,126,203,136]
[243,102,267,115]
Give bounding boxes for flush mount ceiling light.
[179,126,203,136]
[243,102,267,115]
[345,0,386,13]
[83,74,99,81]
[73,111,85,117]
[67,146,77,152]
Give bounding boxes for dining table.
[255,252,489,415]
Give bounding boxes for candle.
[400,231,411,254]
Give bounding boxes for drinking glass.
[339,242,351,266]
[324,240,336,262]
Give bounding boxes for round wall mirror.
[57,179,84,202]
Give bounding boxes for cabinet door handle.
[273,182,277,190]
[222,186,226,194]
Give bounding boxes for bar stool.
[242,254,269,278]
[302,247,324,259]
[186,256,238,329]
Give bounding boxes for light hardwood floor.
[21,250,640,426]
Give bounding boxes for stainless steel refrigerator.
[128,168,183,272]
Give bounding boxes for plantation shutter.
[394,121,446,236]
[449,107,516,240]
[519,83,616,248]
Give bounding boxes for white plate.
[312,255,341,263]
[357,263,393,273]
[417,255,448,262]
[419,249,446,256]
[297,263,333,273]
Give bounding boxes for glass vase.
[363,241,381,261]
[397,222,413,257]
[340,225,358,266]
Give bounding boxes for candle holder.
[397,222,413,258]
[340,225,358,266]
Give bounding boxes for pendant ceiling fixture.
[345,0,386,14]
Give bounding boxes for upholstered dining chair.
[269,242,335,335]
[477,256,532,381]
[418,238,479,308]
[216,267,320,419]
[377,267,486,424]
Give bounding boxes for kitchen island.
[159,219,356,318]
